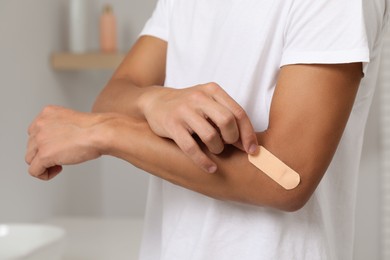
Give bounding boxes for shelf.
[51,52,126,70]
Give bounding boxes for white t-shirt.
[139,0,389,259]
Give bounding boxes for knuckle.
[189,90,207,103]
[206,82,220,91]
[40,105,61,118]
[219,113,235,127]
[34,118,44,130]
[203,130,219,144]
[233,106,246,120]
[42,105,55,114]
[212,144,224,154]
[175,104,190,118]
[225,132,239,144]
[33,116,49,132]
[35,132,46,145]
[180,139,198,157]
[183,143,198,156]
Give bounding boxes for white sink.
[0,224,65,260]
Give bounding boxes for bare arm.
[26,60,362,211]
[98,62,361,211]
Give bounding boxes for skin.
[25,36,363,212]
[93,36,259,173]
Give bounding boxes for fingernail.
[207,165,217,173]
[249,144,258,154]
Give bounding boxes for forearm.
[99,114,308,212]
[92,78,160,118]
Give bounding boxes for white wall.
[0,0,383,258]
[0,0,155,221]
[0,0,73,222]
[354,92,382,260]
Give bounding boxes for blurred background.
[0,0,388,259]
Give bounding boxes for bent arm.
[96,62,362,212]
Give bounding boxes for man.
[26,0,388,259]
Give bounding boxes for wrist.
[137,85,166,118]
[90,112,150,158]
[89,113,121,156]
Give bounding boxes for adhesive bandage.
[248,146,300,190]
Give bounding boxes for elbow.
[251,153,325,212]
[275,168,325,212]
[278,194,309,212]
[259,182,314,212]
[243,181,313,212]
[274,181,317,212]
[235,166,320,212]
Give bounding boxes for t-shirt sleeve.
[139,0,172,42]
[280,0,370,68]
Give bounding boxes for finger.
[173,128,218,173]
[46,165,63,180]
[29,159,62,181]
[190,85,240,144]
[235,112,258,154]
[25,136,38,164]
[28,113,43,136]
[201,103,239,145]
[35,170,60,181]
[28,150,56,178]
[184,113,224,154]
[232,140,245,152]
[35,170,50,181]
[27,118,38,135]
[28,157,47,178]
[28,123,34,135]
[211,89,258,154]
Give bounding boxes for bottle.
[100,4,117,53]
[68,0,87,53]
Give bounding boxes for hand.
[25,106,104,180]
[140,82,258,173]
